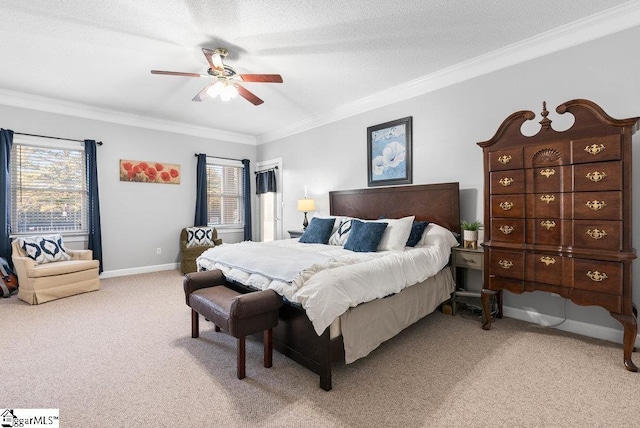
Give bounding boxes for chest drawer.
[573,220,622,251]
[573,161,622,192]
[527,165,572,193]
[573,191,622,220]
[526,219,567,246]
[488,249,524,280]
[490,194,525,218]
[525,253,568,286]
[571,134,621,164]
[490,218,525,244]
[527,193,565,218]
[490,169,525,194]
[524,141,571,168]
[573,259,622,296]
[488,148,524,171]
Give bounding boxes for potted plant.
[461,220,483,249]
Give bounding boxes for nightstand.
[288,230,304,238]
[450,246,484,317]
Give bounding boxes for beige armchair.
[180,227,222,274]
[11,238,100,305]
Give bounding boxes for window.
[10,136,87,236]
[206,158,244,227]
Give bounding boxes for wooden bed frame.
[224,182,460,390]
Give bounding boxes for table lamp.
[297,198,316,230]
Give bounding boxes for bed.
[197,182,460,390]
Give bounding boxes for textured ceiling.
[0,0,637,142]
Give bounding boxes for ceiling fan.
[151,48,283,106]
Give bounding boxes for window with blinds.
[206,159,244,227]
[9,138,88,235]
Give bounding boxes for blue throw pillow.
[344,220,388,252]
[406,221,430,247]
[299,217,336,244]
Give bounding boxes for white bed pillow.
[374,215,415,251]
[415,223,459,248]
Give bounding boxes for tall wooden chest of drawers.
[477,99,639,371]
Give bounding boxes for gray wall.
[0,104,255,275]
[257,26,640,339]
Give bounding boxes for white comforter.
[197,239,452,335]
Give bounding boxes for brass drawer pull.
[499,177,514,187]
[584,144,605,156]
[540,220,556,230]
[586,171,607,182]
[462,257,478,264]
[586,228,607,240]
[498,155,512,165]
[586,200,606,211]
[499,201,514,211]
[540,168,556,178]
[540,256,556,266]
[586,270,608,282]
[540,195,556,204]
[498,259,513,269]
[499,225,514,235]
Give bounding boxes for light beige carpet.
[1,270,638,427]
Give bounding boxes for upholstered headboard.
[329,182,461,234]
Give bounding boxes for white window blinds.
[206,158,244,227]
[9,138,88,235]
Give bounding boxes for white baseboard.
[99,263,180,279]
[503,306,640,347]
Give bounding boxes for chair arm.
[183,269,227,305]
[213,239,223,246]
[230,290,283,319]
[69,249,93,261]
[11,255,35,284]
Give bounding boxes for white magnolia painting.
[367,117,412,186]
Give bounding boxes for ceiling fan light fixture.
[207,80,225,98]
[225,84,239,99]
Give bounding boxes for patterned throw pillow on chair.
[186,227,214,248]
[18,235,72,264]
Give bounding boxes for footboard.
[223,278,343,391]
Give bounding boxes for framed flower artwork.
[367,116,412,187]
[120,159,180,184]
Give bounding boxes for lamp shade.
[297,198,316,212]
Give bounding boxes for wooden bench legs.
[191,309,274,379]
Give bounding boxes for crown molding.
[257,1,640,144]
[0,88,257,145]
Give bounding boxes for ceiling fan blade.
[192,83,214,102]
[237,85,264,105]
[202,48,224,73]
[239,74,283,83]
[151,70,207,78]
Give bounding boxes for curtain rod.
[15,132,103,145]
[254,166,278,174]
[194,153,241,162]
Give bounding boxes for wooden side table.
[451,246,485,317]
[288,230,304,238]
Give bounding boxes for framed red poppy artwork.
[120,159,180,184]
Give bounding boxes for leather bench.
[184,270,283,380]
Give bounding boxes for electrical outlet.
[156,248,161,255]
